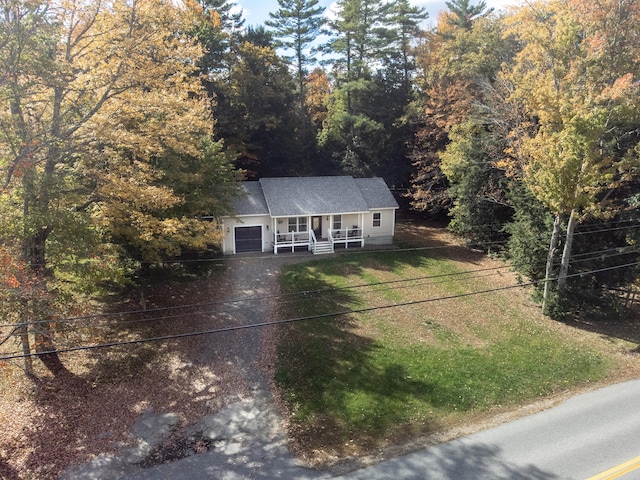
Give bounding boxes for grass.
[274,246,621,457]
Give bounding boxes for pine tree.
[445,0,493,30]
[266,0,325,117]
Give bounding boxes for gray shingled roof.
[230,181,269,216]
[229,176,398,217]
[260,176,371,217]
[354,177,399,209]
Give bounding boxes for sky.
[236,0,520,29]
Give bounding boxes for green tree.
[324,0,391,85]
[502,0,640,307]
[186,0,244,72]
[320,0,425,180]
[0,0,238,375]
[445,0,493,30]
[440,121,512,246]
[318,78,387,176]
[386,0,428,92]
[213,39,300,177]
[320,0,386,175]
[266,0,325,117]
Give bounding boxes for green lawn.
[275,249,615,455]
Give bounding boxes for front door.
[311,216,322,239]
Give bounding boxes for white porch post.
[272,218,277,254]
[391,209,396,240]
[345,218,348,249]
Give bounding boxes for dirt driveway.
[199,253,307,390]
[61,251,325,480]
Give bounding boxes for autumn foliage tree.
[409,7,503,218]
[0,0,238,375]
[501,0,640,307]
[409,0,639,317]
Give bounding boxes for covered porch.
[272,213,365,255]
[328,226,365,250]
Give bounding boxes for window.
[373,212,381,227]
[333,215,342,231]
[288,217,308,232]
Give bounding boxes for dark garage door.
[235,226,262,253]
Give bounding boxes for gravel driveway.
[63,252,330,480]
[202,253,303,390]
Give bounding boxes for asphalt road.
[65,379,640,479]
[335,379,640,480]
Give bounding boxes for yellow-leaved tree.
[501,0,640,308]
[0,0,239,375]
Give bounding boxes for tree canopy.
[2,0,640,377]
[0,0,239,373]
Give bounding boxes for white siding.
[222,215,272,254]
[222,208,397,253]
[362,209,396,245]
[336,213,360,231]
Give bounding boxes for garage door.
[234,226,262,253]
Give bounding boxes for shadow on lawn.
[564,312,640,354]
[277,314,442,456]
[276,262,445,456]
[274,222,538,458]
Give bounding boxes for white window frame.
[333,214,342,231]
[373,212,381,228]
[288,217,308,232]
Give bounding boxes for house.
[221,176,399,255]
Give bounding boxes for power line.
[109,218,640,267]
[2,262,536,349]
[2,260,639,362]
[0,283,543,360]
[0,263,524,343]
[10,218,640,271]
[36,244,640,337]
[2,244,639,333]
[28,266,521,337]
[1,262,517,328]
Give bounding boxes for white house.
[221,176,399,255]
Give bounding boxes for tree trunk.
[542,214,562,311]
[558,209,578,291]
[23,81,69,377]
[18,323,34,378]
[33,323,68,377]
[23,228,68,376]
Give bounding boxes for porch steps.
[313,241,334,255]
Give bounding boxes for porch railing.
[273,230,312,254]
[328,226,364,248]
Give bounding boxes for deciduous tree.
[0,0,237,375]
[502,0,640,306]
[409,11,507,219]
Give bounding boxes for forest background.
[0,0,639,376]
